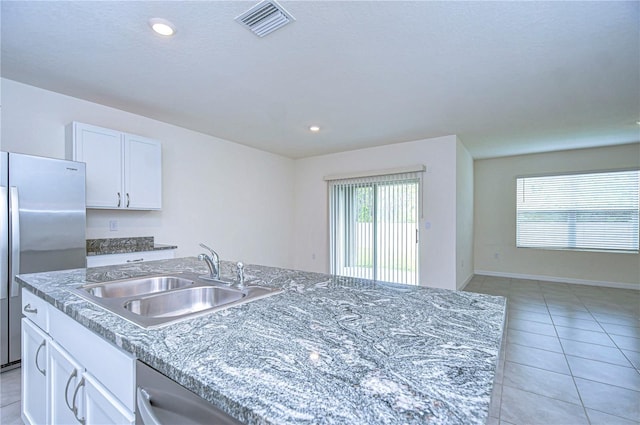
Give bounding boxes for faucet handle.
[199,243,218,259]
[199,242,213,254]
[236,262,245,287]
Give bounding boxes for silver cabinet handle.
[64,369,78,412]
[9,187,20,298]
[117,192,121,207]
[126,258,144,263]
[126,193,130,208]
[72,376,86,425]
[23,303,38,314]
[35,340,46,376]
[137,387,163,425]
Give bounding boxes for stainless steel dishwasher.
[136,360,243,425]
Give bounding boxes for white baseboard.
[473,270,640,291]
[457,273,474,291]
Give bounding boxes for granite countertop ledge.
[17,258,506,425]
[86,236,177,256]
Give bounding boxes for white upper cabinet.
[66,122,162,210]
[124,134,162,209]
[67,123,123,208]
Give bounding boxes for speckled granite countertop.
[17,258,506,425]
[86,236,177,256]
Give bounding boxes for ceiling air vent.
[235,0,295,38]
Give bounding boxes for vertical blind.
[328,171,421,285]
[516,170,639,252]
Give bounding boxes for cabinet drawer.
[49,306,135,411]
[86,249,175,267]
[22,288,50,333]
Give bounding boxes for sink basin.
[124,286,245,318]
[69,273,282,329]
[82,276,194,298]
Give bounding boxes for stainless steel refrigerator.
[1,152,86,370]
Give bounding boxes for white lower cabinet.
[22,288,135,425]
[22,319,49,425]
[48,340,83,424]
[47,342,134,425]
[84,373,134,424]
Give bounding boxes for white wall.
[293,135,465,290]
[456,138,474,289]
[1,78,295,268]
[474,143,640,288]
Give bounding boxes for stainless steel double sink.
[69,274,281,329]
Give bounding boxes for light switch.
[109,220,118,231]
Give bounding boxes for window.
[516,170,639,253]
[328,170,421,285]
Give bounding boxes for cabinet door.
[48,341,83,425]
[84,373,135,425]
[73,122,123,208]
[22,319,49,425]
[124,135,162,210]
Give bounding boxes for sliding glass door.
[329,172,420,285]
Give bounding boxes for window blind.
[516,170,639,253]
[329,171,421,285]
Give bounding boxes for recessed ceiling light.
[309,125,320,132]
[149,18,176,36]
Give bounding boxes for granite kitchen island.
[18,257,506,425]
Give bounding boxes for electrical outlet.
[109,220,118,231]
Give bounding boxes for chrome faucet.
[198,243,220,280]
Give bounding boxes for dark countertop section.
[86,236,177,256]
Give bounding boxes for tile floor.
[0,275,638,425]
[0,367,21,424]
[465,275,640,425]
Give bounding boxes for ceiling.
[1,1,638,159]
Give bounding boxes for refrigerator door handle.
[9,187,20,298]
[0,186,7,300]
